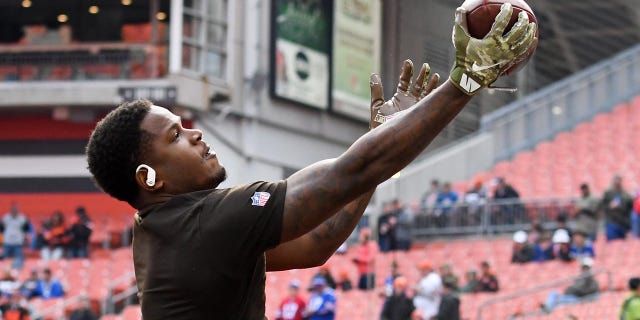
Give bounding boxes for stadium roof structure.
[0,0,171,42]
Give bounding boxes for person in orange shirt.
[352,228,378,290]
[40,211,70,261]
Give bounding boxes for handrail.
[0,42,160,53]
[476,269,613,320]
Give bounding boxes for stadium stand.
[455,94,640,199]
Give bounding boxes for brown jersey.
[132,180,286,319]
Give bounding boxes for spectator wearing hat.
[575,183,600,241]
[478,261,499,292]
[380,277,414,320]
[552,229,573,262]
[413,260,442,319]
[434,281,460,320]
[541,258,599,313]
[553,213,573,242]
[569,229,595,260]
[276,280,306,320]
[511,230,533,264]
[305,277,336,320]
[620,277,640,320]
[352,228,378,291]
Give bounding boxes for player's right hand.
[449,3,537,95]
[369,59,440,130]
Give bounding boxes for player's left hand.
[369,59,440,129]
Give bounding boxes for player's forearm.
[339,80,470,192]
[283,81,468,242]
[266,189,374,271]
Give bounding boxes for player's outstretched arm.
[279,3,537,244]
[266,61,439,271]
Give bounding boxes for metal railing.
[481,44,640,162]
[0,42,166,81]
[476,269,614,320]
[413,198,575,237]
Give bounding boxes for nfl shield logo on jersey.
[251,192,271,206]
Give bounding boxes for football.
[461,0,539,75]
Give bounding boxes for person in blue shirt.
[569,229,595,259]
[305,277,335,320]
[33,268,64,299]
[532,234,554,262]
[435,182,458,227]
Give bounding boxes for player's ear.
[135,164,164,191]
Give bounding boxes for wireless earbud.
[136,164,156,187]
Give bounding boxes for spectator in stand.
[575,183,600,241]
[412,260,442,319]
[632,191,640,239]
[305,277,335,320]
[511,230,533,264]
[434,281,460,320]
[620,277,640,320]
[380,276,414,320]
[383,261,402,298]
[33,268,64,299]
[0,290,31,320]
[493,177,521,224]
[439,263,458,292]
[352,228,377,291]
[68,206,93,258]
[311,265,336,290]
[463,180,487,225]
[434,182,458,227]
[19,270,38,299]
[459,270,478,294]
[40,211,70,261]
[394,202,413,251]
[276,280,306,320]
[1,203,30,269]
[0,269,19,297]
[378,203,397,252]
[602,175,633,241]
[478,261,499,292]
[552,229,573,262]
[69,295,98,320]
[532,233,554,262]
[527,220,544,246]
[554,213,573,241]
[337,270,352,292]
[569,229,595,259]
[420,179,440,213]
[541,258,599,313]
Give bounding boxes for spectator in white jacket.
[413,260,442,319]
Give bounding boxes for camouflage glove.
[369,59,440,129]
[450,3,537,95]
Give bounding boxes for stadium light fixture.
[89,6,100,14]
[122,0,132,6]
[156,12,167,21]
[21,0,31,8]
[57,14,69,23]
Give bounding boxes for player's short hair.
[86,100,153,204]
[630,277,640,290]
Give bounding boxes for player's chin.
[208,166,227,188]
